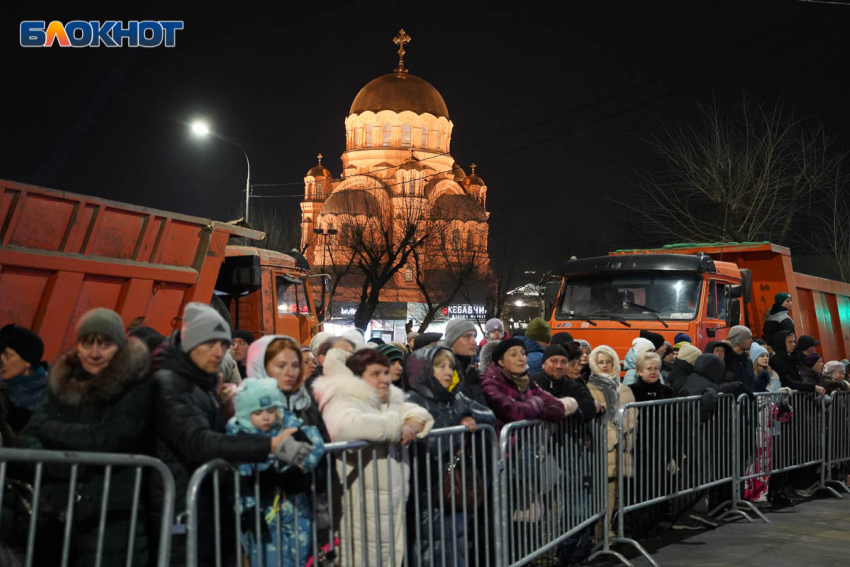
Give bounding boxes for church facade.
[299,30,492,339]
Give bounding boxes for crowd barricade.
[716,391,845,525]
[822,390,850,497]
[603,394,736,567]
[498,416,627,567]
[0,447,175,567]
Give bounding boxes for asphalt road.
[591,495,850,567]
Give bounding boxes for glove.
[560,397,579,416]
[275,436,314,466]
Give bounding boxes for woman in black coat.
[18,308,153,567]
[769,331,825,395]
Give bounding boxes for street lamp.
[190,120,252,225]
[313,227,338,315]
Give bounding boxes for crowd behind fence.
[2,391,850,567]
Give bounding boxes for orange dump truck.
[0,179,323,362]
[548,242,850,363]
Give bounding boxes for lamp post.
[190,120,252,225]
[313,227,338,317]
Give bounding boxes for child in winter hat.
[227,378,326,567]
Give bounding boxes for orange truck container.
[0,179,323,362]
[548,242,850,363]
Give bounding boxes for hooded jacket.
[18,338,152,566]
[312,352,434,567]
[763,304,795,340]
[768,330,813,393]
[668,358,695,394]
[245,335,329,440]
[150,331,271,565]
[678,353,745,422]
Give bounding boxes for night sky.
[3,1,850,272]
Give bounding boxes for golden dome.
[307,154,332,178]
[461,163,484,187]
[350,73,449,119]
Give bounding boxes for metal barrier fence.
[606,394,736,566]
[0,447,175,567]
[822,391,850,497]
[498,415,627,567]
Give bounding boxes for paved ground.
[591,495,850,567]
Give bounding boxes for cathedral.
[299,30,492,339]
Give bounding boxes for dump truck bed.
[0,179,264,361]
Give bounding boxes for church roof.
[433,193,487,222]
[350,73,449,119]
[319,189,381,216]
[307,154,332,178]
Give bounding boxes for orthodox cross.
[393,29,411,74]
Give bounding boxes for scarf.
[589,373,620,424]
[4,365,48,411]
[504,368,530,393]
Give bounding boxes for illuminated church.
[299,30,492,337]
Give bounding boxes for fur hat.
[589,345,621,379]
[0,324,44,367]
[76,308,127,348]
[181,302,231,353]
[525,318,551,343]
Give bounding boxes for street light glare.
[191,121,210,136]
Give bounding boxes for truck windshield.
[557,273,702,321]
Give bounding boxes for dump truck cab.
[216,246,324,341]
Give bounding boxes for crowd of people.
[0,291,848,566]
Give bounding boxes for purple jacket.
[479,364,565,433]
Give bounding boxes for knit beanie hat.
[76,308,127,348]
[0,324,44,367]
[376,343,404,362]
[234,378,285,431]
[774,292,790,305]
[824,360,846,377]
[797,335,820,352]
[485,318,505,333]
[551,332,575,346]
[525,318,551,343]
[678,343,702,365]
[445,319,477,348]
[749,343,768,363]
[802,353,822,368]
[576,339,591,350]
[542,344,569,364]
[632,337,655,357]
[492,337,526,365]
[673,332,692,345]
[181,302,231,353]
[639,329,665,350]
[726,325,753,347]
[232,330,255,345]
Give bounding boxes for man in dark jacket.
[443,319,487,405]
[725,326,755,391]
[531,343,597,422]
[150,302,313,566]
[763,292,795,339]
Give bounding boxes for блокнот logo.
[20,21,183,48]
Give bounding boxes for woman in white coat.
[312,348,434,567]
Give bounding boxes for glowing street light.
[189,120,252,225]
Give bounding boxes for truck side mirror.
[726,284,743,299]
[726,298,741,327]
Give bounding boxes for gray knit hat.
[726,325,753,347]
[444,319,477,348]
[181,302,231,353]
[76,308,127,348]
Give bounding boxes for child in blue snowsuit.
[227,378,326,567]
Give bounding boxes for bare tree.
[625,97,842,246]
[229,203,301,253]
[808,173,850,283]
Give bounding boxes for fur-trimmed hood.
[312,369,406,412]
[49,337,150,407]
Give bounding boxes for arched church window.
[316,183,323,198]
[421,126,428,148]
[452,229,460,250]
[406,173,415,196]
[382,123,392,146]
[402,124,411,147]
[434,129,441,151]
[405,265,414,282]
[466,231,474,252]
[365,125,373,147]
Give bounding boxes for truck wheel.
[210,295,234,331]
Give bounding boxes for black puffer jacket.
[531,370,597,422]
[149,332,270,566]
[668,358,694,394]
[404,345,495,567]
[768,330,813,393]
[17,338,152,567]
[452,352,487,406]
[679,354,747,422]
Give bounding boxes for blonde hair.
[636,351,662,373]
[433,349,456,370]
[589,345,621,379]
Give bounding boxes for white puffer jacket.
[312,354,433,567]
